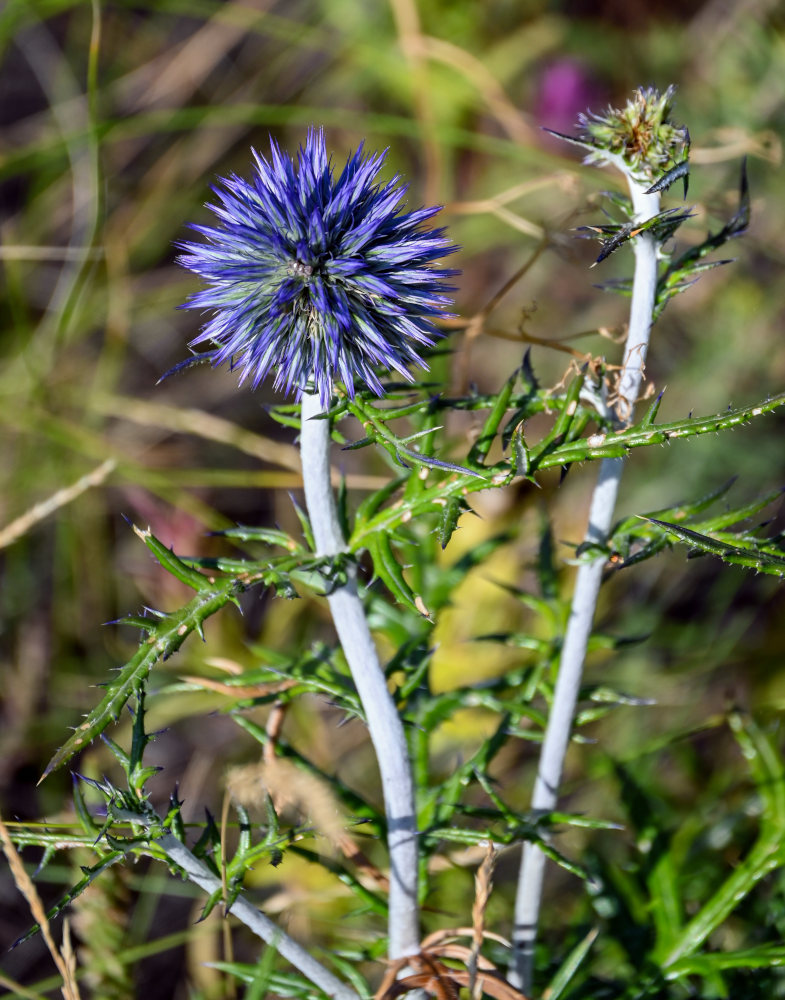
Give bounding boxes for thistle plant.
[14,90,785,1000]
[511,86,691,991]
[175,127,458,963]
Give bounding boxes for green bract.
[578,85,690,181]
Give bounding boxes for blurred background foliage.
[1,0,785,996]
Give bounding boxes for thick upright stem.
[510,179,660,991]
[156,834,359,1000]
[300,391,420,960]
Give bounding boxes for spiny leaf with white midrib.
[41,524,254,780]
[607,483,784,573]
[41,575,245,779]
[367,532,431,618]
[42,518,355,779]
[644,517,785,576]
[536,391,785,469]
[348,391,785,548]
[12,852,125,949]
[654,158,749,320]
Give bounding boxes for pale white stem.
[155,834,359,1000]
[300,391,420,961]
[510,177,661,991]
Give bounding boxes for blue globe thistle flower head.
[176,128,458,405]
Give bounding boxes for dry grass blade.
[375,953,460,1000]
[452,240,548,392]
[473,843,498,944]
[375,951,529,1000]
[0,246,104,261]
[94,395,301,471]
[93,394,389,488]
[0,813,82,1000]
[266,701,386,885]
[0,459,116,551]
[375,918,529,1000]
[179,675,299,700]
[263,700,287,763]
[334,831,390,889]
[441,969,530,1000]
[470,843,498,998]
[228,702,348,848]
[60,920,79,1000]
[0,970,45,1000]
[429,943,495,969]
[417,36,536,146]
[420,928,511,951]
[375,954,420,999]
[227,754,347,848]
[389,0,442,206]
[219,790,236,981]
[124,0,274,111]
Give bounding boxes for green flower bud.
[577,86,690,183]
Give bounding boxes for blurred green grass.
[1,0,785,996]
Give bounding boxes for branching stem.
[510,177,661,991]
[156,834,360,1000]
[300,391,420,961]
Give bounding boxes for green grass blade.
[544,927,599,999]
[663,714,785,967]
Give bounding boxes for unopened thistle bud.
[547,85,690,188]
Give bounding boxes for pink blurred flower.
[535,59,604,139]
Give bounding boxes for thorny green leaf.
[644,517,785,576]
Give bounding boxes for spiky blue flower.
[176,128,458,404]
